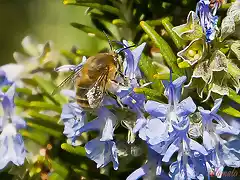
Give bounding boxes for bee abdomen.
[76,98,90,108]
[76,86,90,108]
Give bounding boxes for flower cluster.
[57,41,147,170]
[173,1,240,100]
[0,83,26,169]
[2,0,240,179]
[57,36,240,179]
[128,73,240,179]
[196,0,221,42]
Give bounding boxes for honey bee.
[53,33,132,109]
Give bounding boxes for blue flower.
[139,76,196,145]
[196,0,219,42]
[127,149,166,180]
[77,107,117,141]
[0,84,26,169]
[54,56,87,73]
[121,41,146,81]
[60,102,86,146]
[0,69,11,87]
[75,107,119,169]
[85,137,119,170]
[198,99,239,151]
[113,41,147,134]
[198,99,240,177]
[132,74,209,179]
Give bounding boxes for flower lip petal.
[203,131,215,150]
[211,98,222,114]
[172,76,187,88]
[126,164,149,180]
[189,139,207,155]
[54,65,76,72]
[176,97,196,117]
[162,138,180,162]
[144,100,168,118]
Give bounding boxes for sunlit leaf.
[61,143,86,156]
[161,17,186,49]
[71,22,113,40]
[63,0,121,16]
[220,15,235,41]
[140,21,184,75]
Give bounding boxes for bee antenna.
[117,45,135,54]
[103,30,113,51]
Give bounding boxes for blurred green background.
[0,0,103,66]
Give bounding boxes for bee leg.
[106,91,124,109]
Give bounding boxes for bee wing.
[51,68,82,96]
[86,68,109,108]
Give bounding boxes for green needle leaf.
[71,23,113,40]
[63,0,121,16]
[29,101,62,113]
[49,173,64,180]
[20,130,47,146]
[61,143,86,156]
[33,75,67,105]
[220,105,240,118]
[161,18,186,49]
[27,121,63,138]
[228,88,240,104]
[51,160,69,178]
[138,54,163,92]
[27,111,62,128]
[140,21,184,76]
[134,87,164,100]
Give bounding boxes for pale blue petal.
[98,107,117,141]
[162,138,180,162]
[133,118,147,133]
[138,124,148,141]
[176,97,196,117]
[226,139,240,153]
[0,127,26,169]
[11,116,26,130]
[156,159,162,176]
[222,148,240,168]
[0,64,24,82]
[2,84,16,116]
[216,124,240,135]
[0,70,10,87]
[144,101,168,118]
[77,118,102,135]
[100,117,115,141]
[173,76,187,88]
[211,98,222,114]
[131,42,146,78]
[122,40,135,79]
[132,42,146,71]
[188,139,207,155]
[61,102,86,139]
[110,141,119,170]
[102,96,118,106]
[85,138,105,168]
[126,164,149,180]
[203,131,215,150]
[85,138,118,170]
[172,76,187,102]
[145,118,168,145]
[54,65,76,72]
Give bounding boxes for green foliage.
[2,1,240,180]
